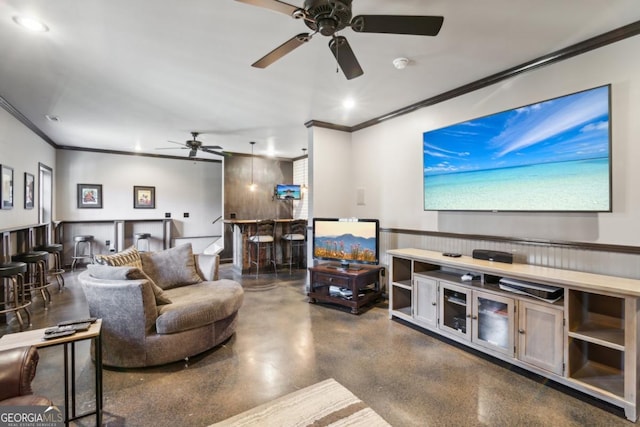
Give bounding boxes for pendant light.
[248,141,257,192]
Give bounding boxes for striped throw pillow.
[95,246,143,269]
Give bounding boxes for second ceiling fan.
[236,0,444,80]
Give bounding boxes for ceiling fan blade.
[155,147,185,150]
[167,140,186,146]
[201,148,227,157]
[234,0,300,17]
[201,145,223,150]
[328,36,363,80]
[252,33,311,68]
[351,15,444,36]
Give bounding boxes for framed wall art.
[134,186,155,209]
[1,165,14,209]
[24,172,35,209]
[77,183,103,208]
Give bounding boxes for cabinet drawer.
[313,273,350,287]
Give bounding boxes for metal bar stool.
[71,235,94,271]
[12,251,51,309]
[247,220,277,277]
[0,261,31,330]
[35,243,65,291]
[280,220,307,274]
[134,233,151,252]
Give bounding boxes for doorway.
[38,163,53,231]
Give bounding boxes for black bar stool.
[72,235,94,271]
[12,251,51,309]
[134,233,151,252]
[280,220,307,274]
[247,220,277,277]
[0,261,31,330]
[35,243,65,291]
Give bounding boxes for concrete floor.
[0,264,634,427]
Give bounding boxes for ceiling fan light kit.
[236,0,444,80]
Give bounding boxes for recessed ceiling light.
[13,15,49,32]
[343,97,355,109]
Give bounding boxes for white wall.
[313,35,640,247]
[56,150,223,238]
[309,126,353,218]
[0,108,56,228]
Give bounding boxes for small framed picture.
[24,172,35,209]
[77,183,103,209]
[134,186,155,209]
[0,165,14,209]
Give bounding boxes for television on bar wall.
[275,184,301,200]
[422,84,612,212]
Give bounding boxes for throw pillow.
[94,246,143,269]
[86,264,172,305]
[140,243,202,290]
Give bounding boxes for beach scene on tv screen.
[314,221,377,262]
[423,85,610,211]
[277,184,301,200]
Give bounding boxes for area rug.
[209,378,391,426]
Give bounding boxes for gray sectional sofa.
[78,243,244,368]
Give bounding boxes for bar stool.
[135,233,151,252]
[72,235,94,271]
[35,243,65,291]
[12,251,51,309]
[247,220,277,277]
[280,219,307,274]
[0,261,31,330]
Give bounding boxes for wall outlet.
[183,212,189,218]
[105,240,111,247]
[165,212,171,218]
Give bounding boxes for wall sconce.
[248,141,257,192]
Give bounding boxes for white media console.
[388,248,640,421]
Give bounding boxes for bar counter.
[224,219,306,274]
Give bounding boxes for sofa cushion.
[140,243,202,290]
[86,264,172,305]
[95,246,143,269]
[156,280,244,334]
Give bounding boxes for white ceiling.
[1,0,639,159]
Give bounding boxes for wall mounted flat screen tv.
[312,218,379,269]
[423,84,611,212]
[275,184,301,200]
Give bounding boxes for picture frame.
[77,183,103,209]
[133,186,155,209]
[24,172,35,209]
[1,165,14,209]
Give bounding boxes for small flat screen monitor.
[275,184,301,200]
[312,218,379,269]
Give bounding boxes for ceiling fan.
[235,0,444,80]
[156,132,226,157]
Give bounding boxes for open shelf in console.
[568,337,624,398]
[391,285,412,317]
[568,291,625,349]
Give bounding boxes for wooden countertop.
[388,248,640,297]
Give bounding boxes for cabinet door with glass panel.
[439,282,471,339]
[472,291,516,357]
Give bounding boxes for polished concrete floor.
[0,264,634,426]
